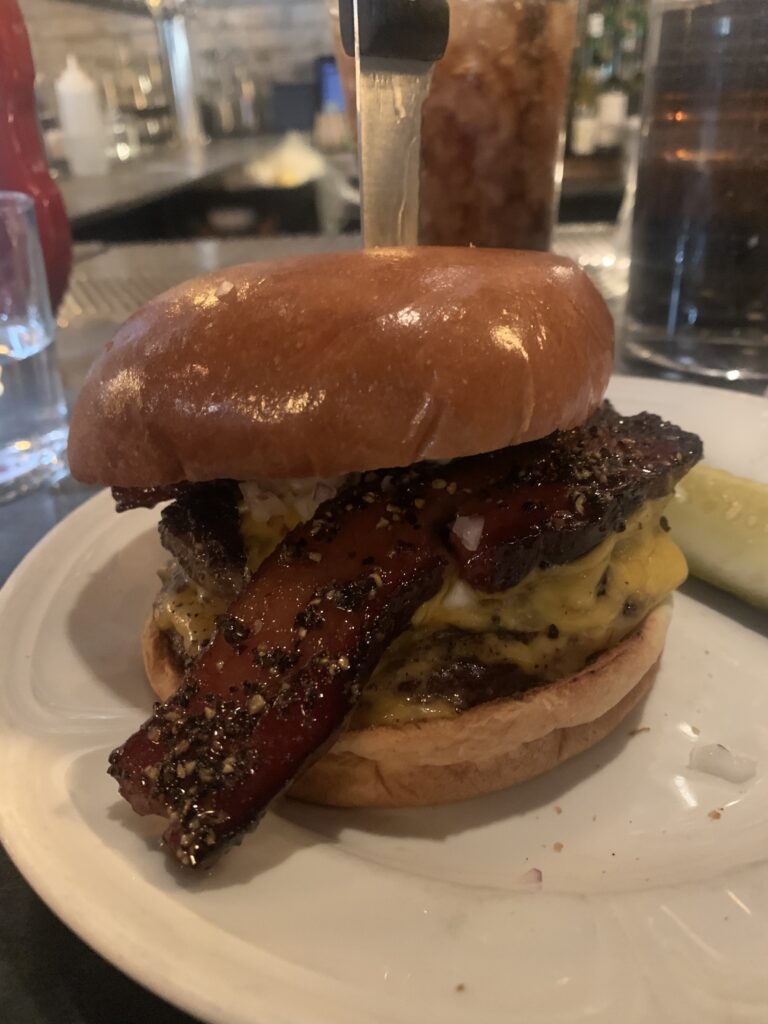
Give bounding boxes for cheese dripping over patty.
[153,492,686,727]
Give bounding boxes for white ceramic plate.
[1,377,767,1024]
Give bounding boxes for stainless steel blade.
[355,55,433,247]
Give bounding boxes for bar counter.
[59,138,278,229]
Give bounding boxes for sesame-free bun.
[142,602,669,808]
[68,247,613,487]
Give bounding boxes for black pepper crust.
[110,403,702,867]
[442,402,703,591]
[110,498,448,867]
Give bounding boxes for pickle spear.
[667,464,768,611]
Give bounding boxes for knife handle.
[339,0,449,63]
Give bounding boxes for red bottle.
[0,0,71,311]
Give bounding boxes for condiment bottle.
[54,55,109,177]
[0,0,71,310]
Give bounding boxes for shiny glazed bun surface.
[68,247,613,486]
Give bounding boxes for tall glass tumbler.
[420,0,578,250]
[624,0,768,383]
[0,192,68,502]
[330,0,578,251]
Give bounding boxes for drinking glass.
[0,192,68,502]
[329,0,578,251]
[624,0,768,383]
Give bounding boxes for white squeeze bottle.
[54,55,108,176]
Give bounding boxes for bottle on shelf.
[54,55,109,177]
[596,74,628,151]
[568,5,606,157]
[568,0,648,158]
[570,70,599,156]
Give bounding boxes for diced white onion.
[442,579,476,610]
[240,476,344,524]
[689,742,757,784]
[452,515,485,552]
[239,487,287,522]
[293,491,317,521]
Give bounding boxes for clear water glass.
[0,192,68,502]
[624,0,768,383]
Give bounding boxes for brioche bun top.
[68,246,613,486]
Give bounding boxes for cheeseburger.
[68,247,702,867]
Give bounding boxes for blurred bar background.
[19,0,647,242]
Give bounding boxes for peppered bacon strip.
[140,403,702,601]
[445,403,703,591]
[109,495,447,866]
[109,403,702,866]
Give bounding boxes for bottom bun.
[142,618,185,704]
[142,601,671,808]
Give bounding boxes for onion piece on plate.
[689,742,757,784]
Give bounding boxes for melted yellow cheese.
[240,514,296,572]
[415,500,683,636]
[154,504,298,658]
[154,583,230,659]
[353,501,686,727]
[154,499,687,723]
